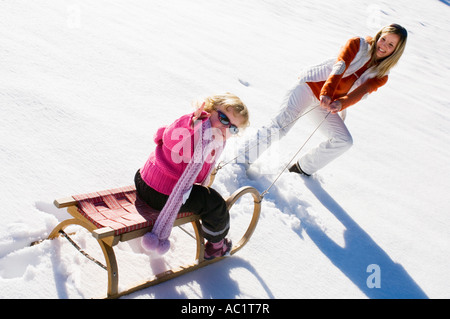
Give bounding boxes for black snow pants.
[134,170,229,243]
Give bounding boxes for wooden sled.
[48,184,261,298]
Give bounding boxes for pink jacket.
[140,112,224,195]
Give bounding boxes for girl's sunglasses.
[217,110,239,135]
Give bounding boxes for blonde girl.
[135,93,249,258]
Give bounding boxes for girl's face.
[210,107,245,140]
[376,33,401,59]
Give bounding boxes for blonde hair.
[193,93,250,128]
[368,23,408,78]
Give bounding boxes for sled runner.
[46,183,261,298]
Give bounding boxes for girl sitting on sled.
[135,93,249,259]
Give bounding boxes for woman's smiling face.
[375,33,400,59]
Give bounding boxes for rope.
[260,111,330,198]
[177,225,197,240]
[215,105,331,198]
[59,230,107,270]
[216,105,321,170]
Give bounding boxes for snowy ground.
[1,0,449,299]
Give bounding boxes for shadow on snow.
[265,174,428,299]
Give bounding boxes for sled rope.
[177,225,197,240]
[216,104,321,171]
[215,107,331,198]
[60,224,198,267]
[59,230,107,270]
[260,111,331,198]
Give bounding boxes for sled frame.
[49,185,261,299]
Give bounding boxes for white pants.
[241,82,353,175]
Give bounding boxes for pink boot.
[204,238,232,260]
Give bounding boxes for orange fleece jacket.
[306,37,388,110]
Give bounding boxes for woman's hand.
[319,95,332,109]
[328,100,342,114]
[320,95,342,114]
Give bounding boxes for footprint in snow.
[238,78,250,87]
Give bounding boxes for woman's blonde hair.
[194,93,250,128]
[368,23,408,78]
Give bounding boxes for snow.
[1,0,449,299]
